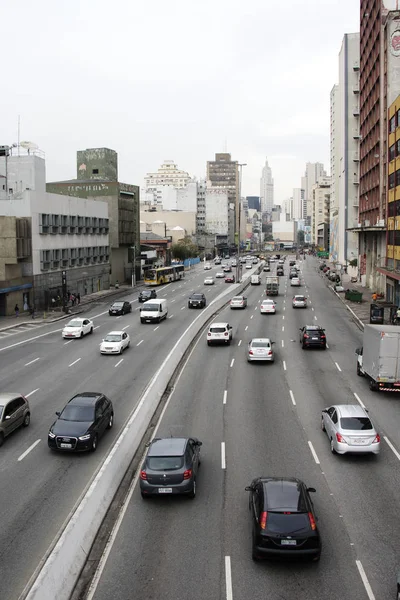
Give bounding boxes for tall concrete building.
[145,160,192,194]
[329,33,360,267]
[301,162,327,219]
[292,188,306,220]
[246,196,261,211]
[206,153,238,245]
[311,177,331,247]
[260,158,274,214]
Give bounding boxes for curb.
[329,285,365,331]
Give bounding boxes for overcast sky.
[2,0,359,205]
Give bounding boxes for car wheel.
[330,438,336,454]
[0,432,4,447]
[107,413,114,429]
[127,341,130,348]
[140,319,144,324]
[188,479,196,499]
[91,434,98,452]
[226,339,231,345]
[321,417,325,432]
[312,553,321,562]
[357,363,362,376]
[369,379,378,391]
[207,341,211,346]
[141,491,149,499]
[252,543,260,562]
[90,327,93,334]
[302,343,306,349]
[188,304,191,308]
[23,413,31,427]
[80,332,83,338]
[119,346,123,354]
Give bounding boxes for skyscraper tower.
[260,158,274,214]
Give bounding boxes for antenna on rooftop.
[17,115,20,156]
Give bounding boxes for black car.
[48,392,114,452]
[277,268,284,276]
[299,325,327,349]
[188,293,206,308]
[289,260,296,266]
[140,437,202,499]
[109,301,132,315]
[139,289,157,303]
[245,477,321,561]
[289,270,298,279]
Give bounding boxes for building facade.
[311,177,331,246]
[260,158,274,214]
[246,196,261,211]
[207,153,238,245]
[47,148,140,284]
[330,84,340,262]
[272,213,297,243]
[301,162,327,220]
[145,160,192,199]
[292,188,305,220]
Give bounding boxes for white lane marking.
[335,362,342,372]
[314,315,317,320]
[170,299,176,303]
[230,358,235,368]
[245,326,248,331]
[283,361,287,371]
[238,340,242,346]
[254,306,257,311]
[94,325,101,330]
[25,388,39,398]
[114,358,123,368]
[312,307,315,311]
[283,299,285,303]
[289,390,296,406]
[326,343,329,349]
[281,340,284,347]
[283,306,286,311]
[221,442,226,469]
[135,307,140,310]
[116,316,122,319]
[223,390,227,405]
[250,315,254,319]
[225,556,233,600]
[136,340,143,346]
[18,439,41,462]
[153,326,159,331]
[356,560,376,600]
[282,315,285,320]
[122,325,130,330]
[308,441,320,464]
[383,436,400,461]
[282,326,284,332]
[25,357,40,366]
[63,340,73,345]
[353,392,366,409]
[181,306,185,310]
[168,315,174,319]
[68,358,81,367]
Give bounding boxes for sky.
[1,0,359,205]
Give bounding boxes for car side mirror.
[5,415,10,420]
[139,308,142,311]
[355,348,361,355]
[56,411,60,416]
[245,485,254,492]
[196,441,203,446]
[271,341,275,344]
[322,409,327,413]
[307,487,316,493]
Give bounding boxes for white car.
[207,322,233,345]
[204,277,215,285]
[245,263,252,269]
[260,299,276,314]
[204,263,212,270]
[62,318,94,339]
[290,277,301,286]
[100,331,130,355]
[215,272,225,278]
[292,295,307,308]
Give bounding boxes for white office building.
[260,157,274,214]
[144,160,192,205]
[292,188,306,220]
[329,33,360,266]
[301,162,327,220]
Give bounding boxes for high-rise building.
[206,153,238,245]
[329,33,360,266]
[260,158,274,214]
[311,177,331,247]
[145,160,192,204]
[246,196,260,211]
[292,188,305,220]
[301,162,327,219]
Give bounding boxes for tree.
[297,230,305,245]
[171,237,199,260]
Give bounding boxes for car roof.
[304,325,323,330]
[334,404,368,418]
[105,331,124,336]
[250,338,271,344]
[67,317,85,323]
[262,298,275,302]
[148,437,187,456]
[68,392,103,406]
[232,295,244,300]
[0,392,25,403]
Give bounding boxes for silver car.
[247,338,275,362]
[321,404,380,455]
[230,295,247,309]
[0,393,31,446]
[292,295,307,308]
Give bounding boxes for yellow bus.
[144,264,185,286]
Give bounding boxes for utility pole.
[236,163,247,283]
[131,246,136,288]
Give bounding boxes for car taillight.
[303,334,309,339]
[308,512,317,531]
[224,332,228,336]
[336,432,345,443]
[249,350,254,355]
[268,351,272,355]
[208,332,211,336]
[183,469,192,480]
[140,470,147,480]
[260,511,268,530]
[320,335,326,339]
[373,434,380,444]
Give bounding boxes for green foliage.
[349,258,358,267]
[171,236,199,260]
[297,230,305,243]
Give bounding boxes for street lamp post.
[131,245,136,288]
[236,163,247,283]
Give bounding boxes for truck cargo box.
[363,324,400,383]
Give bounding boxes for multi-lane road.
[0,263,238,600]
[84,257,400,600]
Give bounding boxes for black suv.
[140,437,202,499]
[109,301,131,315]
[277,267,284,276]
[245,476,321,561]
[188,293,206,309]
[139,289,157,303]
[299,325,327,349]
[48,392,114,452]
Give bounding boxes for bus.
[144,264,185,286]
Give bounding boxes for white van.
[140,299,168,324]
[251,274,261,285]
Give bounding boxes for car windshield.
[147,456,184,471]
[104,334,122,342]
[191,294,204,299]
[67,320,83,328]
[142,304,158,311]
[251,341,270,348]
[210,327,226,333]
[340,417,373,430]
[141,291,151,296]
[232,297,243,301]
[267,513,311,534]
[59,405,95,422]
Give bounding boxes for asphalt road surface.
[0,263,244,600]
[88,257,400,600]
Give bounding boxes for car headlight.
[79,434,91,441]
[48,431,56,439]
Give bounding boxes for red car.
[225,275,236,283]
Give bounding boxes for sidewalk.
[0,284,136,333]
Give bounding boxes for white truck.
[265,276,279,296]
[251,274,261,285]
[356,324,400,392]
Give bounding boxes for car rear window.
[251,341,270,347]
[232,297,243,301]
[295,297,305,301]
[210,327,226,333]
[340,417,373,430]
[147,456,184,471]
[267,512,311,534]
[112,302,124,307]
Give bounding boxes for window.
[390,115,396,133]
[397,109,400,126]
[389,201,396,217]
[396,200,400,216]
[389,144,396,161]
[92,168,99,174]
[395,230,400,246]
[388,230,395,245]
[389,172,396,189]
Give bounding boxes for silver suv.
[0,393,30,446]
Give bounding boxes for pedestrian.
[76,292,80,305]
[71,294,76,307]
[30,304,36,319]
[15,303,19,317]
[372,292,378,302]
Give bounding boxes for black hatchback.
[188,293,206,308]
[140,437,202,499]
[139,289,157,303]
[48,392,114,452]
[245,477,321,561]
[299,325,327,349]
[109,301,132,315]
